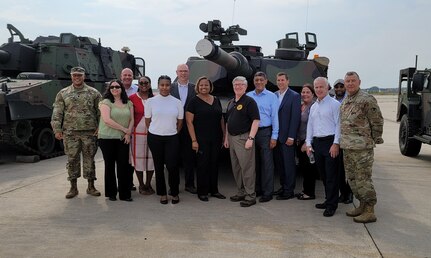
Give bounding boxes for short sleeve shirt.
[187,96,223,141]
[226,94,260,136]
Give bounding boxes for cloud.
[0,0,430,88]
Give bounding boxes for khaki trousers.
[228,132,256,200]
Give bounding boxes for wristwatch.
[248,136,255,141]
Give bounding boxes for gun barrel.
[196,38,252,77]
[0,50,10,63]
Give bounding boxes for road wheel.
[33,127,56,157]
[399,114,422,156]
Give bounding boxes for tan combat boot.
[86,179,101,196]
[65,179,79,199]
[353,204,377,223]
[346,201,365,217]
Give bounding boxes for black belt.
[313,135,334,141]
[258,126,271,131]
[230,131,248,136]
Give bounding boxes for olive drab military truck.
[397,67,431,156]
[187,20,329,111]
[0,24,145,158]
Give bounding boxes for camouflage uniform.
[340,90,383,206]
[51,83,102,181]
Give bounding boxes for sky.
[0,0,429,88]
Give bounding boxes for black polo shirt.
[226,94,260,136]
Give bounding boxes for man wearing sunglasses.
[333,79,353,205]
[333,79,347,103]
[51,66,102,199]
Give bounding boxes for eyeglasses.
[109,86,121,89]
[139,81,149,86]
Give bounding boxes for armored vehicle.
[397,66,431,156]
[0,24,145,158]
[187,20,329,110]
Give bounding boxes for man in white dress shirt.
[306,77,340,217]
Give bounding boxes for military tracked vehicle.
[397,66,431,156]
[0,24,145,158]
[187,20,329,110]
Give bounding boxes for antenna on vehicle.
[305,0,309,31]
[232,0,236,24]
[415,55,418,69]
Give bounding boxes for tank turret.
[187,20,329,110]
[0,24,145,158]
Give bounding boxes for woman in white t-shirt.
[145,75,184,205]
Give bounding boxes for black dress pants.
[178,126,196,188]
[147,133,180,196]
[196,138,221,196]
[338,149,352,198]
[98,139,131,200]
[296,140,318,197]
[255,127,274,197]
[312,135,339,210]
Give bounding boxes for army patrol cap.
[334,79,344,86]
[70,66,85,75]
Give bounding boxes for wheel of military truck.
[32,127,56,156]
[11,120,33,144]
[399,114,422,156]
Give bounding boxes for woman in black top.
[296,83,318,200]
[186,76,226,202]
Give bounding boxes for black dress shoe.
[198,195,209,202]
[315,203,327,209]
[240,199,256,207]
[344,193,353,204]
[185,186,197,194]
[323,208,336,217]
[256,191,262,197]
[276,193,295,200]
[108,197,117,201]
[160,196,168,205]
[230,195,246,202]
[120,198,133,202]
[172,196,180,204]
[259,195,273,203]
[273,187,284,196]
[211,193,226,199]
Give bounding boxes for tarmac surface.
[0,95,430,258]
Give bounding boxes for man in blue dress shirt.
[246,72,279,203]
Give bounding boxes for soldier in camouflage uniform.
[340,71,384,223]
[51,67,102,199]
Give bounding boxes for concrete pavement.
[0,95,430,258]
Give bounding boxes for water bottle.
[308,152,315,164]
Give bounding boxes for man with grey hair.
[340,71,383,223]
[171,64,197,194]
[306,77,341,217]
[224,76,260,207]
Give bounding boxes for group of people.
[51,64,384,224]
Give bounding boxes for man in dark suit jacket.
[274,72,301,200]
[170,64,197,194]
